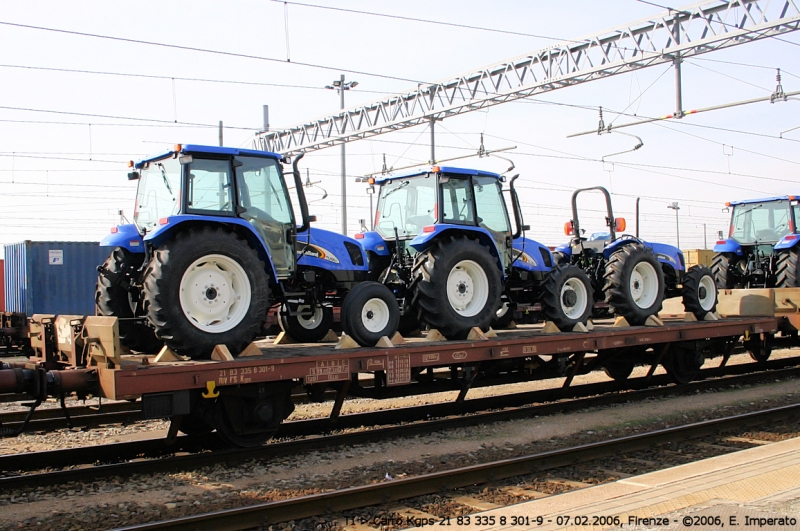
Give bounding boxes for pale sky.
[0,0,798,250]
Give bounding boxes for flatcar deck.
[100,316,778,400]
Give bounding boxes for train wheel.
[745,333,772,362]
[212,384,294,447]
[663,344,704,384]
[603,360,636,382]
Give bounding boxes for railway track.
[104,404,800,531]
[2,364,798,490]
[2,353,798,435]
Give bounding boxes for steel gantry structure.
[255,0,800,156]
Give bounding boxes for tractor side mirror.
[614,217,626,232]
[308,215,317,223]
[127,171,140,181]
[521,224,530,231]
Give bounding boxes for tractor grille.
[539,248,553,268]
[344,241,365,266]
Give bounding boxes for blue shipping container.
[4,241,109,316]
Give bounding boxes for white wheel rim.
[179,254,251,333]
[629,261,659,309]
[296,305,324,330]
[698,275,716,311]
[561,277,589,319]
[361,297,390,333]
[446,260,489,317]
[496,302,510,318]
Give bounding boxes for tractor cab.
[713,195,800,289]
[360,166,514,272]
[125,144,307,280]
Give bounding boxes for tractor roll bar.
[570,186,617,241]
[290,154,312,233]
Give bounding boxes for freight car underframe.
[0,313,792,445]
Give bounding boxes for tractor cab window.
[375,175,436,239]
[441,176,475,225]
[473,176,510,235]
[134,157,181,233]
[730,199,791,244]
[186,158,234,214]
[235,156,296,278]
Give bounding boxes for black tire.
[539,265,594,330]
[711,252,739,289]
[341,281,400,347]
[776,247,800,287]
[142,226,270,359]
[491,300,517,329]
[279,302,334,343]
[603,244,664,326]
[414,236,502,339]
[95,247,163,353]
[603,360,635,382]
[682,265,718,319]
[663,344,704,384]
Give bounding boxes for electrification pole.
[326,75,358,235]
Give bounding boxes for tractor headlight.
[513,249,537,266]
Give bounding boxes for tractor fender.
[100,223,144,253]
[409,225,505,275]
[295,227,369,271]
[353,231,391,257]
[553,243,571,257]
[604,239,686,271]
[712,239,744,256]
[143,215,280,281]
[511,236,553,272]
[774,234,800,250]
[647,242,686,272]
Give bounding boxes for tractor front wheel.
[414,237,502,339]
[341,281,400,346]
[143,226,270,359]
[539,265,594,330]
[279,302,334,343]
[682,265,718,319]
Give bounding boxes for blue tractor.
[554,187,718,325]
[96,144,375,359]
[353,165,594,341]
[712,195,800,289]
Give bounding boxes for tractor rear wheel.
[96,247,163,353]
[603,244,664,326]
[682,265,718,319]
[539,265,593,330]
[341,281,400,346]
[414,236,502,339]
[142,226,269,359]
[711,252,740,289]
[279,302,334,343]
[776,247,800,287]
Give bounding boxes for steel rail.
[2,362,797,488]
[110,403,800,531]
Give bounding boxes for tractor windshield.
[730,199,793,244]
[134,157,182,233]
[375,174,436,239]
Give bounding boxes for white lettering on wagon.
[305,359,349,384]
